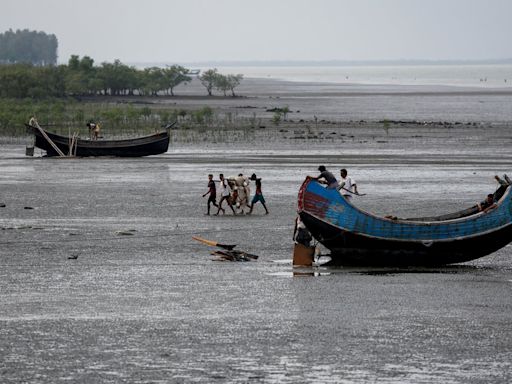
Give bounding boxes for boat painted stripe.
[302,210,512,244]
[303,180,512,241]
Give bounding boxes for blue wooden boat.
[297,177,512,266]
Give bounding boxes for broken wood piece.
[195,235,258,261]
[192,236,237,250]
[211,250,258,262]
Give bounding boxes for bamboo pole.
[68,132,78,157]
[30,118,66,157]
[73,132,78,156]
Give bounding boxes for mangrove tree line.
[0,29,58,66]
[0,55,243,98]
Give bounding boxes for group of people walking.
[202,173,269,216]
[202,166,357,217]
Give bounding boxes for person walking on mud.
[216,174,236,215]
[202,174,219,215]
[248,173,269,215]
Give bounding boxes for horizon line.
[124,58,512,67]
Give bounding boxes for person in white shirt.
[215,173,236,215]
[338,168,358,201]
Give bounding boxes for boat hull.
[298,177,512,266]
[27,125,170,157]
[300,210,512,266]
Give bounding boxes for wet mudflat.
[1,129,512,383]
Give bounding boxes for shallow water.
[1,134,511,383]
[215,64,512,89]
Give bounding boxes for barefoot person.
[216,174,236,215]
[202,174,219,215]
[248,173,269,214]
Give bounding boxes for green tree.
[68,55,80,70]
[199,68,219,96]
[214,74,230,96]
[163,65,191,96]
[0,29,57,65]
[97,59,135,96]
[226,74,243,96]
[141,67,167,96]
[65,55,97,95]
[79,56,94,72]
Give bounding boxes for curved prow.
[297,175,512,265]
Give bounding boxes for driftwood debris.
[193,236,258,262]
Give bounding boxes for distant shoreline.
[127,59,512,68]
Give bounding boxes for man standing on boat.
[338,168,358,201]
[86,121,101,140]
[314,166,339,189]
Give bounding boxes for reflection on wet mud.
[1,142,511,383]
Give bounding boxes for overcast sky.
[2,0,512,64]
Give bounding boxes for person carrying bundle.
[215,174,236,215]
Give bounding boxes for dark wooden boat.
[26,124,170,157]
[298,176,512,266]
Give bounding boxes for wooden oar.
[192,236,237,250]
[339,186,366,196]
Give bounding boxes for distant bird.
[68,254,78,260]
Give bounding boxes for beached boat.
[297,176,512,266]
[25,124,170,157]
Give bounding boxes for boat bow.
[298,176,512,265]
